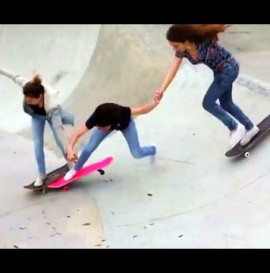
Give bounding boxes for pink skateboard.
[48,156,114,191]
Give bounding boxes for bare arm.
[131,100,159,116]
[159,56,182,95]
[0,67,28,87]
[68,125,89,152]
[66,125,89,161]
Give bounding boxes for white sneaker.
[64,168,77,181]
[240,126,259,146]
[34,175,46,187]
[229,124,245,149]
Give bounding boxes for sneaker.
[34,174,46,187]
[229,124,245,149]
[64,168,78,181]
[240,125,259,146]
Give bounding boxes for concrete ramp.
[1,25,270,248]
[0,24,100,133]
[65,25,171,132]
[90,62,270,248]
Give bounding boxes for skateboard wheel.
[63,186,70,191]
[41,189,47,194]
[98,169,105,175]
[244,152,250,158]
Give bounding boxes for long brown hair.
[166,24,229,44]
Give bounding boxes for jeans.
[202,62,254,131]
[74,118,156,171]
[32,106,74,175]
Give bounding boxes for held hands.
[154,89,164,103]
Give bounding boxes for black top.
[85,103,131,131]
[23,98,46,116]
[30,105,46,116]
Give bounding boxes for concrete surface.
[1,24,270,248]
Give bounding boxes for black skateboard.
[24,164,70,193]
[225,114,270,158]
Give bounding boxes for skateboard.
[47,156,114,191]
[24,158,109,194]
[24,164,70,193]
[225,114,270,158]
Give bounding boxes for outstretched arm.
[159,56,182,94]
[0,67,28,87]
[131,100,159,116]
[154,56,182,101]
[66,125,89,160]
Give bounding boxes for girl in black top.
[64,100,159,180]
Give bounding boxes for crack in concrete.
[111,170,270,228]
[158,157,194,166]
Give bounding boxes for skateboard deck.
[225,114,270,158]
[48,156,114,189]
[24,164,70,191]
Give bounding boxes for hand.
[150,99,160,108]
[67,149,78,161]
[153,95,161,104]
[154,90,164,102]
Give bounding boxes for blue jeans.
[74,118,156,171]
[202,62,254,131]
[32,107,74,175]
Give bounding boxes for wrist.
[160,86,166,92]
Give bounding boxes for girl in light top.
[0,67,75,186]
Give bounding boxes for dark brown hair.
[94,103,121,127]
[23,74,45,98]
[166,24,229,44]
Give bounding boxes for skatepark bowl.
[1,24,270,248]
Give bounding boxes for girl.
[0,67,74,186]
[155,24,259,149]
[64,100,159,180]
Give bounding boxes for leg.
[47,107,69,159]
[202,73,247,148]
[219,85,254,131]
[202,75,238,131]
[31,115,46,176]
[121,119,156,159]
[74,128,111,171]
[59,106,74,127]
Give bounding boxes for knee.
[202,96,214,111]
[81,147,92,157]
[33,139,44,151]
[62,111,74,126]
[81,140,99,157]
